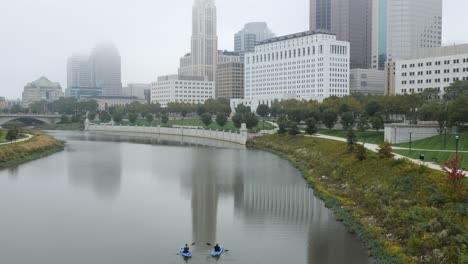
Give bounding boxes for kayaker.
[183,244,190,253]
[214,244,221,252]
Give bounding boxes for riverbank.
[0,131,64,169]
[33,123,83,131]
[249,135,467,264]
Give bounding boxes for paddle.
[176,242,196,255]
[206,242,230,252]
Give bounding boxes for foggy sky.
[1,0,467,99]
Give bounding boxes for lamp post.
[443,127,447,149]
[456,136,460,157]
[394,126,397,144]
[409,130,413,155]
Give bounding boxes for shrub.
[216,113,228,127]
[244,112,259,129]
[201,113,212,126]
[288,121,300,135]
[347,129,357,152]
[128,113,138,123]
[305,117,318,135]
[145,113,154,123]
[161,114,169,124]
[232,113,243,128]
[378,141,394,159]
[354,144,367,161]
[440,155,466,202]
[277,114,289,134]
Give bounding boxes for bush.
[378,141,394,159]
[129,113,138,123]
[161,114,169,124]
[440,156,466,202]
[201,113,212,126]
[347,129,357,152]
[215,113,228,127]
[244,112,259,129]
[99,111,111,122]
[145,113,154,123]
[112,113,122,123]
[305,117,318,135]
[231,113,243,128]
[277,114,289,134]
[355,144,367,161]
[288,121,300,135]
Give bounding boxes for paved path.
[310,134,468,176]
[0,134,33,146]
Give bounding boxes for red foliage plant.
[440,155,466,202]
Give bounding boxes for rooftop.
[27,76,61,88]
[257,30,335,46]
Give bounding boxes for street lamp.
[456,136,460,157]
[443,127,447,149]
[394,126,397,144]
[409,130,413,155]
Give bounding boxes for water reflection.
[66,141,122,199]
[7,166,19,180]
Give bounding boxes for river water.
[0,131,373,264]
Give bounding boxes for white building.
[350,69,384,95]
[123,83,150,100]
[393,44,468,96]
[88,96,146,111]
[178,0,218,82]
[22,77,64,107]
[151,75,215,107]
[372,0,442,70]
[231,31,350,111]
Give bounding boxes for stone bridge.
[0,114,62,126]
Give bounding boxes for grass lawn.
[318,129,385,144]
[395,131,468,151]
[0,131,28,144]
[393,149,468,168]
[118,118,275,133]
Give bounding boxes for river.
[0,131,373,264]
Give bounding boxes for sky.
[0,0,467,99]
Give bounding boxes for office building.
[89,96,146,111]
[388,44,468,96]
[65,87,103,99]
[123,83,150,100]
[22,76,64,107]
[373,0,442,70]
[178,0,218,82]
[89,43,123,96]
[216,62,244,100]
[231,31,350,111]
[310,0,372,69]
[350,69,384,95]
[234,22,275,60]
[67,54,92,89]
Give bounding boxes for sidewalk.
[310,134,468,176]
[0,134,33,146]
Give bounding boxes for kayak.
[211,245,224,257]
[180,247,192,258]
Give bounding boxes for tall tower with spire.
[179,0,218,81]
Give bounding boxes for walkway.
[0,134,33,146]
[311,134,468,176]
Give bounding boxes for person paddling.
[183,244,190,254]
[213,243,221,252]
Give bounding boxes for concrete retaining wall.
[85,123,249,145]
[384,124,440,144]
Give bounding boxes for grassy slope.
[250,135,467,264]
[318,129,385,144]
[33,123,83,131]
[395,132,468,151]
[394,149,468,168]
[0,131,64,169]
[118,118,275,132]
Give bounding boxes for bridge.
[0,114,62,126]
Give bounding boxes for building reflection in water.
[67,137,122,199]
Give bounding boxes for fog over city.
[1,0,467,98]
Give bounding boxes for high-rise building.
[216,62,244,100]
[22,77,64,107]
[178,0,218,82]
[310,0,372,69]
[89,43,123,96]
[234,22,275,61]
[373,0,442,70]
[123,83,150,100]
[67,54,91,89]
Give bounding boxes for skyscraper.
[89,43,122,96]
[373,0,442,70]
[67,54,91,89]
[310,0,372,69]
[234,22,275,61]
[179,0,218,81]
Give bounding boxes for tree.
[444,80,468,100]
[216,113,228,127]
[365,101,382,117]
[235,104,251,114]
[440,155,466,202]
[88,111,97,121]
[232,113,243,129]
[355,144,367,161]
[196,105,207,116]
[357,114,370,132]
[322,111,338,130]
[305,117,318,135]
[99,111,111,122]
[10,104,23,114]
[347,129,357,152]
[145,113,154,124]
[371,113,384,131]
[60,114,69,124]
[448,96,468,125]
[288,121,300,135]
[201,113,212,126]
[161,114,169,125]
[6,127,19,142]
[341,112,355,130]
[256,104,270,118]
[129,113,138,124]
[377,142,394,159]
[243,112,259,129]
[277,115,289,134]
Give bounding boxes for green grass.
[250,135,467,263]
[393,149,468,168]
[395,132,468,151]
[318,129,385,144]
[118,118,275,133]
[0,131,28,144]
[33,123,83,131]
